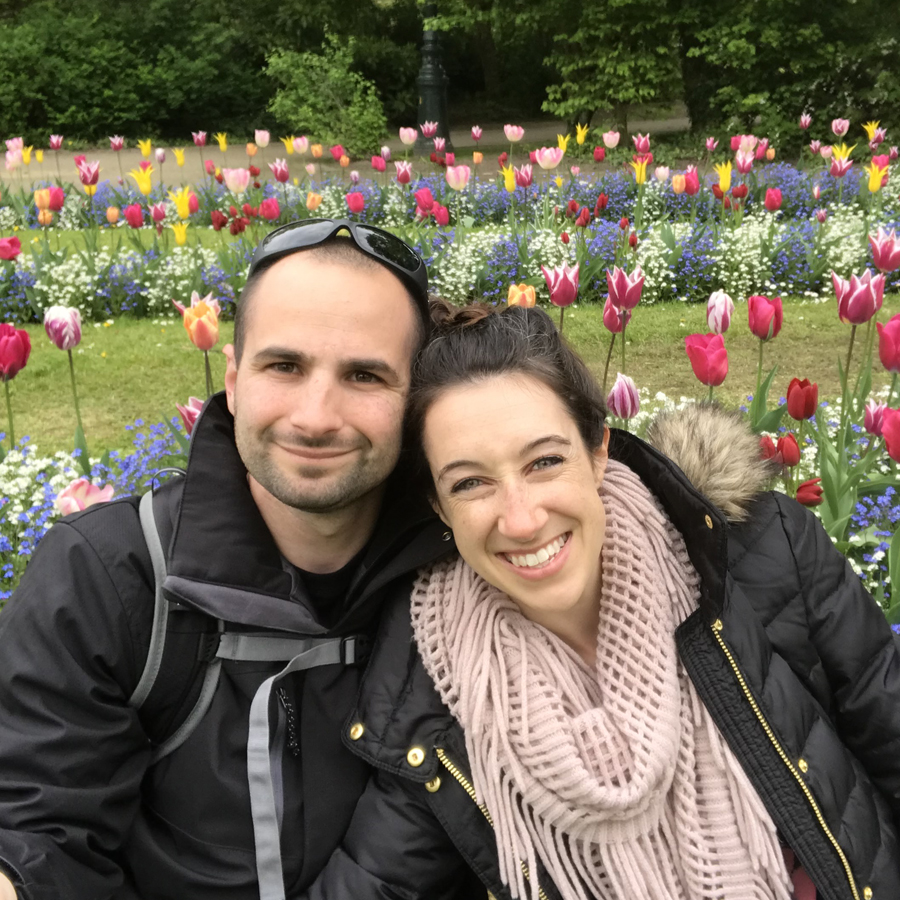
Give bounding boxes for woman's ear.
[591,425,611,487]
[430,496,451,528]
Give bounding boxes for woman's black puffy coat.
[304,413,900,900]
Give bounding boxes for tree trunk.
[472,21,502,101]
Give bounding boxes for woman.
[305,302,900,900]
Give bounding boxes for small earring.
[442,530,453,542]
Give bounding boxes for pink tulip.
[176,397,204,435]
[602,130,620,149]
[831,118,850,137]
[434,137,446,152]
[754,138,770,160]
[43,306,82,351]
[254,129,270,149]
[883,409,900,462]
[55,479,115,516]
[830,157,853,178]
[685,333,728,386]
[869,227,900,273]
[293,136,309,154]
[504,124,525,142]
[0,322,31,380]
[865,400,886,436]
[420,121,438,138]
[0,237,22,260]
[259,197,280,220]
[570,165,580,176]
[890,146,899,162]
[877,314,900,372]
[222,168,250,194]
[735,149,754,174]
[268,159,290,182]
[541,263,579,307]
[813,184,822,200]
[399,127,418,145]
[348,170,360,185]
[606,373,640,419]
[514,164,533,187]
[737,134,758,152]
[371,155,386,173]
[124,203,144,228]
[815,209,828,223]
[155,148,166,165]
[706,137,718,152]
[305,163,316,176]
[151,203,167,224]
[395,160,413,184]
[820,145,834,159]
[809,140,822,154]
[654,166,670,181]
[192,132,207,147]
[48,135,63,151]
[706,290,734,334]
[747,295,783,341]
[445,152,455,165]
[329,144,345,162]
[380,146,391,162]
[433,204,449,226]
[471,126,482,142]
[764,188,782,211]
[76,160,100,186]
[632,133,650,154]
[799,114,812,130]
[535,147,564,170]
[346,192,365,215]
[5,149,22,171]
[204,159,216,176]
[606,265,645,310]
[109,135,124,151]
[730,135,742,151]
[832,270,884,325]
[602,297,631,333]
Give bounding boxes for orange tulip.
[671,174,686,195]
[246,142,258,157]
[311,144,323,158]
[766,148,775,161]
[306,192,323,211]
[473,151,483,165]
[34,188,51,211]
[106,207,120,225]
[37,209,53,227]
[173,292,221,351]
[339,154,350,167]
[507,283,536,307]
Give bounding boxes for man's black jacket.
[0,394,454,900]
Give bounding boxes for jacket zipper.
[710,622,861,900]
[435,747,549,900]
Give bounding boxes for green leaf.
[73,423,92,479]
[748,364,779,432]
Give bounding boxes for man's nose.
[497,483,548,542]
[289,375,344,436]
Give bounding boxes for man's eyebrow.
[436,435,571,483]
[250,348,401,381]
[251,347,309,365]
[345,358,401,380]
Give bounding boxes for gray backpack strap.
[129,490,171,709]
[245,638,358,900]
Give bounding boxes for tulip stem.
[708,385,714,403]
[755,340,764,404]
[621,319,627,373]
[558,305,564,335]
[601,333,616,394]
[887,373,899,409]
[204,351,215,398]
[3,380,14,450]
[67,349,85,439]
[845,324,857,391]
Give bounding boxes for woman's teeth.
[504,534,568,569]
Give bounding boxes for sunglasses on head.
[247,219,429,320]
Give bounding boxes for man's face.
[223,252,418,514]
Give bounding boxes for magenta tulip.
[346,192,365,215]
[606,373,640,419]
[0,323,30,381]
[0,237,21,260]
[865,400,886,436]
[764,188,782,211]
[799,114,812,130]
[124,204,144,228]
[109,135,124,151]
[192,131,207,147]
[883,409,900,463]
[49,135,63,150]
[869,227,900,273]
[259,198,280,221]
[832,270,884,325]
[371,155,386,173]
[268,159,290,183]
[541,263,579,307]
[877,314,900,372]
[514,164,533,187]
[420,121,438,138]
[471,126,482,142]
[395,161,413,184]
[684,333,728,386]
[602,297,631,333]
[747,295,783,341]
[606,265,645,310]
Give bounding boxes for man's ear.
[591,425,611,488]
[223,344,237,414]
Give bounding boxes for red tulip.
[593,146,605,162]
[329,144,345,162]
[497,151,508,168]
[796,478,823,507]
[777,433,800,467]
[759,435,777,460]
[560,232,569,244]
[883,409,900,462]
[371,155,386,173]
[0,323,31,380]
[540,263,579,307]
[764,188,782,211]
[48,186,65,211]
[747,295,783,341]
[786,377,818,420]
[732,183,748,200]
[712,184,724,200]
[618,217,629,230]
[210,209,228,231]
[414,188,435,214]
[575,207,591,228]
[684,333,728,386]
[123,203,143,228]
[0,237,22,260]
[877,314,900,372]
[684,169,700,195]
[595,193,609,214]
[345,192,365,215]
[433,204,449,226]
[259,197,280,220]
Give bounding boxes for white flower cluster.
[430,227,507,300]
[143,246,221,313]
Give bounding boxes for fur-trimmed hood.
[644,404,778,524]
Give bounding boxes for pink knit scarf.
[411,460,793,900]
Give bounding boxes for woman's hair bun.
[428,298,493,332]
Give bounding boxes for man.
[0,220,461,899]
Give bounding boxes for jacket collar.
[163,393,450,633]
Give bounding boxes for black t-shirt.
[294,542,369,628]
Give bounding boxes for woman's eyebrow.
[436,436,571,483]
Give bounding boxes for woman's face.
[423,374,608,628]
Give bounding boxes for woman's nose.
[497,484,548,542]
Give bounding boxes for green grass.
[6,294,900,456]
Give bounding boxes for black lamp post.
[415,2,452,154]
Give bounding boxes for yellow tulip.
[501,165,516,193]
[129,166,155,196]
[832,143,855,162]
[473,151,483,164]
[306,192,323,211]
[865,162,888,193]
[311,144,323,158]
[554,176,563,188]
[713,161,732,193]
[168,187,193,220]
[35,149,43,163]
[557,133,571,152]
[37,209,53,226]
[575,124,589,146]
[507,284,536,307]
[215,132,228,152]
[630,158,648,185]
[173,148,186,167]
[863,121,880,141]
[138,139,153,158]
[22,146,33,165]
[171,222,189,246]
[280,136,295,155]
[84,184,97,197]
[34,189,51,210]
[671,174,686,195]
[246,142,258,157]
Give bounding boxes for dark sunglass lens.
[260,219,335,255]
[356,227,422,273]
